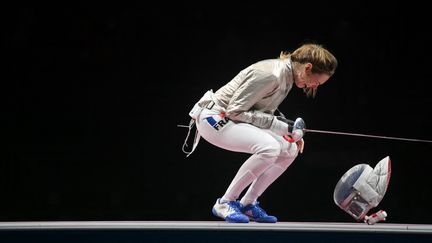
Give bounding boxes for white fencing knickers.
[195,105,299,205]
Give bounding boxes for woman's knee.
[281,142,299,158]
[256,141,283,160]
[274,144,298,170]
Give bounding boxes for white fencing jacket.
[211,57,294,128]
[183,57,295,156]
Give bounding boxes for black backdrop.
[4,2,432,223]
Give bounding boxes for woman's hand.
[296,139,304,153]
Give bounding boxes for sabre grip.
[364,210,387,225]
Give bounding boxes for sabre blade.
[304,129,432,143]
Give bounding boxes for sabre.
[304,128,432,143]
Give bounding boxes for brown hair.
[280,43,338,98]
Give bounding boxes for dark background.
[4,2,432,224]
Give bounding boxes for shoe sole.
[212,208,249,223]
[245,215,277,223]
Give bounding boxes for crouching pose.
[185,43,337,223]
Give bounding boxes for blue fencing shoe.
[212,198,249,223]
[241,201,277,223]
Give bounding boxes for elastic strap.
[178,119,201,157]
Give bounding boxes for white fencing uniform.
[187,57,300,205]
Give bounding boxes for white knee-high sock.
[240,155,296,206]
[221,153,278,202]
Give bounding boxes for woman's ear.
[304,63,313,73]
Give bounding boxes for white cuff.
[269,118,288,136]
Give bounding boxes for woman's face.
[294,63,330,89]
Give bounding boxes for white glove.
[296,138,305,153]
[270,116,306,143]
[291,129,304,142]
[269,117,289,136]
